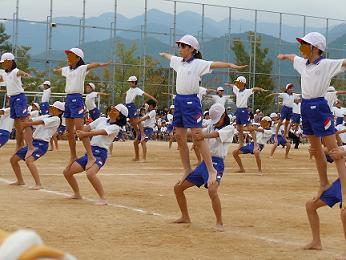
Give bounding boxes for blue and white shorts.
[10,93,28,119]
[0,130,10,148]
[235,108,250,125]
[173,94,202,129]
[75,146,108,170]
[16,139,49,161]
[126,103,139,119]
[64,93,84,119]
[240,142,264,154]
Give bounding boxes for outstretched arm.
[17,70,31,78]
[76,129,108,139]
[336,90,346,95]
[98,92,110,97]
[277,54,296,62]
[87,61,112,71]
[253,87,268,93]
[343,60,346,68]
[162,92,174,97]
[266,92,280,98]
[143,92,157,102]
[160,52,173,60]
[210,62,247,70]
[53,67,62,75]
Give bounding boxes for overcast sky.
[1,0,346,26]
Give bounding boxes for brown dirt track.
[0,140,343,260]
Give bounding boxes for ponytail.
[193,50,202,59]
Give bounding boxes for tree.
[232,32,275,113]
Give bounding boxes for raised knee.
[174,183,182,194]
[208,187,218,198]
[305,199,315,211]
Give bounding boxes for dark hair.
[116,113,127,127]
[70,58,85,70]
[284,83,294,93]
[5,60,17,73]
[216,112,230,129]
[193,50,202,59]
[146,99,157,108]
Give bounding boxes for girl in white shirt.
[53,48,111,171]
[160,34,246,185]
[173,103,235,232]
[40,80,51,115]
[0,100,14,148]
[63,104,128,206]
[85,82,109,121]
[9,101,64,190]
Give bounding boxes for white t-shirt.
[89,117,121,151]
[270,123,284,136]
[41,88,51,103]
[278,93,297,107]
[85,92,98,110]
[125,87,144,104]
[170,56,213,95]
[204,124,235,159]
[292,102,301,114]
[197,86,207,101]
[325,91,338,110]
[202,118,211,128]
[0,108,14,132]
[0,69,6,87]
[256,128,273,145]
[5,68,24,96]
[62,65,88,94]
[32,115,60,142]
[30,110,40,120]
[233,86,253,108]
[142,110,156,129]
[293,56,345,99]
[333,107,345,118]
[211,95,231,106]
[336,124,346,143]
[167,114,173,124]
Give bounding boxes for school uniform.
[16,115,60,161]
[240,127,272,154]
[278,93,297,120]
[186,124,235,188]
[0,108,14,147]
[332,106,345,126]
[75,117,120,170]
[141,109,156,141]
[85,92,100,121]
[40,88,51,115]
[197,86,207,103]
[320,178,342,208]
[233,86,253,125]
[57,117,66,135]
[62,65,88,119]
[4,68,28,119]
[292,102,301,124]
[211,95,231,107]
[166,113,174,133]
[270,123,287,146]
[170,56,213,128]
[324,91,338,111]
[336,123,346,144]
[293,56,345,137]
[125,87,144,118]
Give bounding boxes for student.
[269,120,291,159]
[333,100,345,126]
[49,103,66,151]
[133,99,157,162]
[0,52,33,155]
[173,103,235,232]
[53,47,111,170]
[125,76,157,142]
[40,80,51,115]
[160,34,246,182]
[63,104,128,205]
[303,145,346,260]
[232,116,273,175]
[0,99,14,148]
[210,86,232,107]
[336,112,346,145]
[85,82,109,121]
[292,96,302,125]
[9,101,64,190]
[266,83,299,140]
[226,76,268,148]
[277,31,346,206]
[324,86,346,111]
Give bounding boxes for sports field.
[0,141,343,259]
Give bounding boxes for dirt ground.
[0,140,344,259]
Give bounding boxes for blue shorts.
[271,134,287,147]
[336,117,343,126]
[320,178,342,208]
[291,113,301,124]
[9,93,28,119]
[64,93,84,119]
[280,105,293,121]
[186,156,224,188]
[301,98,335,137]
[0,130,10,148]
[89,107,100,121]
[126,103,139,119]
[240,142,264,154]
[57,125,65,135]
[167,124,174,134]
[75,146,108,170]
[137,127,154,142]
[40,102,49,115]
[173,94,202,128]
[236,108,250,125]
[16,139,49,161]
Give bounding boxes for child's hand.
[193,132,204,141]
[277,54,285,60]
[76,130,88,139]
[329,147,345,160]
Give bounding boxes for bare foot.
[132,158,140,162]
[172,217,191,224]
[140,160,148,163]
[257,171,263,176]
[285,156,291,159]
[10,181,25,186]
[269,155,274,159]
[303,241,322,250]
[336,251,346,260]
[95,199,108,206]
[214,224,224,232]
[235,169,245,173]
[28,185,42,190]
[65,194,82,200]
[25,148,35,159]
[86,157,96,170]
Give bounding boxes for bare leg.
[133,139,140,161]
[49,138,54,151]
[336,209,346,259]
[275,119,283,141]
[175,128,191,175]
[74,118,95,170]
[20,117,35,159]
[63,162,84,199]
[25,157,42,189]
[284,119,290,139]
[285,142,291,159]
[254,150,262,175]
[86,164,107,205]
[14,120,24,152]
[173,180,195,223]
[270,143,278,158]
[65,118,78,168]
[109,142,113,156]
[10,154,25,185]
[237,124,244,148]
[208,182,223,231]
[141,140,147,161]
[232,149,245,173]
[192,141,202,165]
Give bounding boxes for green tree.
[232,32,275,113]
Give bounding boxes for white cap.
[296,32,326,52]
[270,112,278,118]
[217,86,224,92]
[64,48,84,59]
[127,76,137,82]
[209,103,225,124]
[51,101,65,111]
[170,105,175,109]
[256,109,260,113]
[176,35,200,50]
[203,110,209,116]
[43,80,51,86]
[327,86,336,92]
[32,102,40,110]
[88,82,96,90]
[235,76,246,84]
[261,116,272,122]
[285,83,294,90]
[0,52,15,63]
[115,104,128,117]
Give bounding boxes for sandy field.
[0,140,344,260]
